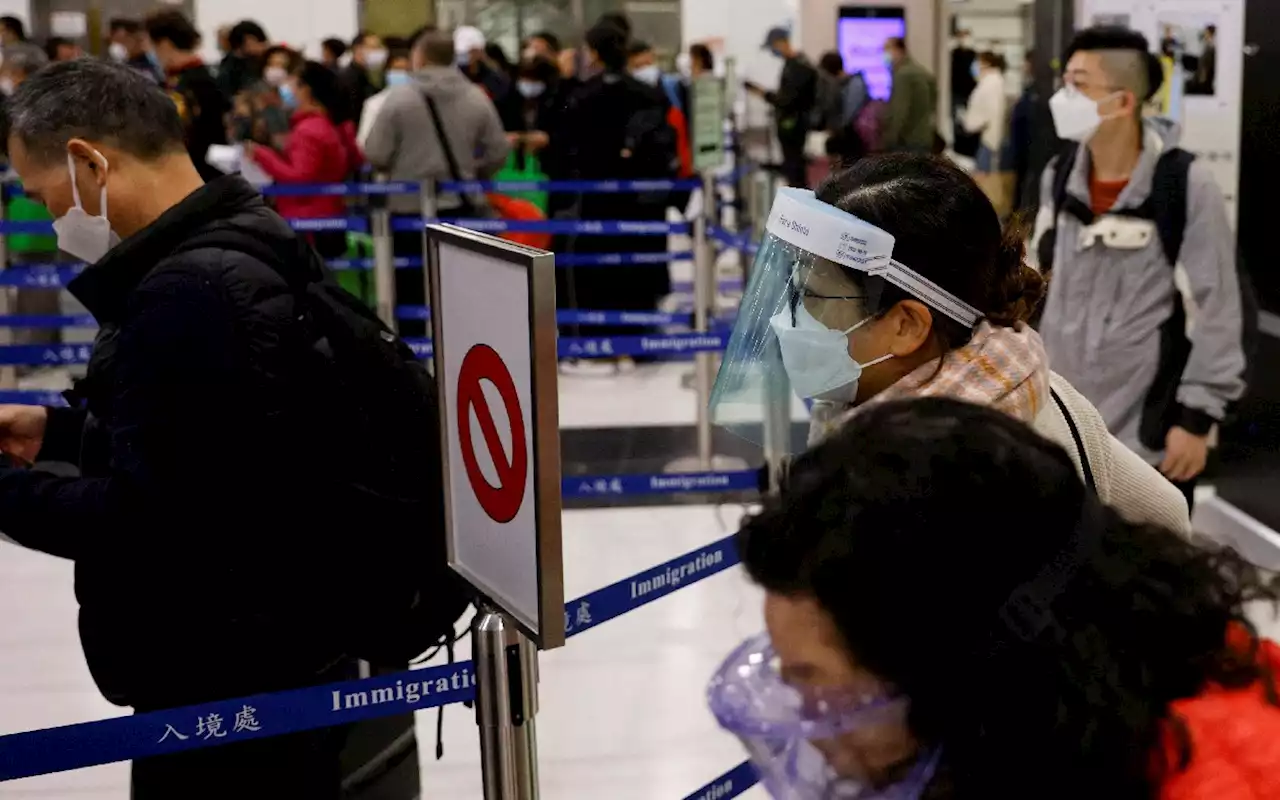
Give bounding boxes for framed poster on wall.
[837,6,906,100]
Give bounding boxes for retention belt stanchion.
[369,178,398,332]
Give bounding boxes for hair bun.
[984,219,1046,327]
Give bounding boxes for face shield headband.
[710,188,983,452]
[708,632,942,800]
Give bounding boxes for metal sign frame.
[427,223,565,650]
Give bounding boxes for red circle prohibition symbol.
[457,344,528,523]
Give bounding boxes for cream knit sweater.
[808,372,1194,538]
[1034,373,1193,537]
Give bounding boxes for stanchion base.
[662,454,752,474]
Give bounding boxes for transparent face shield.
[708,633,941,800]
[710,188,983,452]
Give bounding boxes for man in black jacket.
[0,58,359,798]
[748,27,819,188]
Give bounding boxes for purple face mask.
[707,633,941,800]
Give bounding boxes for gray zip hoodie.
[1032,118,1246,464]
[362,66,511,214]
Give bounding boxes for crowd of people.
[0,10,712,347]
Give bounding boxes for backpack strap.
[1036,143,1082,273]
[1051,142,1095,227]
[1051,387,1097,493]
[1145,147,1195,267]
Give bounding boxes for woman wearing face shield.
[712,153,1190,535]
[711,397,1280,800]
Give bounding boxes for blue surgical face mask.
[971,62,981,79]
[279,83,297,109]
[517,80,546,98]
[385,69,412,87]
[769,303,893,403]
[883,52,895,67]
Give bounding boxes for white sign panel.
[49,11,86,37]
[428,225,564,649]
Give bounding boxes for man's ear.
[65,139,108,183]
[884,300,934,358]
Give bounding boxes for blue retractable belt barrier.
[396,307,735,328]
[0,314,96,328]
[326,256,426,270]
[707,227,758,256]
[438,179,703,194]
[259,181,421,197]
[391,218,689,236]
[0,535,741,781]
[0,251,686,290]
[562,470,761,500]
[0,218,371,236]
[558,332,727,359]
[557,250,693,266]
[680,762,759,800]
[0,343,93,366]
[0,332,734,365]
[0,389,65,405]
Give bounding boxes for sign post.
[427,224,563,800]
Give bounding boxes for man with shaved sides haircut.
[1033,26,1248,513]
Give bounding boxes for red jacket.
[1159,636,1280,800]
[251,109,363,220]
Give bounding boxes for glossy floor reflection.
[0,501,767,799]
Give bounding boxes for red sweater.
[1159,637,1280,799]
[251,109,363,220]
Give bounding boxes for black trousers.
[131,726,347,800]
[780,138,808,189]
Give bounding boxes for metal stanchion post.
[419,180,439,336]
[369,184,396,332]
[666,172,750,475]
[693,174,717,470]
[473,607,541,800]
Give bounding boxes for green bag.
[7,195,57,256]
[493,150,549,215]
[335,232,377,309]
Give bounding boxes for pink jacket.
[252,109,363,220]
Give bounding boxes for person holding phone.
[747,27,819,187]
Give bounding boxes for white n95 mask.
[769,303,892,403]
[53,152,122,264]
[1048,86,1121,142]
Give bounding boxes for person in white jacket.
[961,51,1009,172]
[766,154,1193,536]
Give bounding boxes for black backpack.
[1037,143,1259,450]
[182,227,471,667]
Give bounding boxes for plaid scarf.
[812,322,1050,442]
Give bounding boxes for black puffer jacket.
[4,176,352,709]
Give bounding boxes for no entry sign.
[457,344,528,523]
[429,223,563,649]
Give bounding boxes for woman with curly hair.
[710,397,1280,799]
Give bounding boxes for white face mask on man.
[53,152,122,264]
[1048,85,1124,142]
